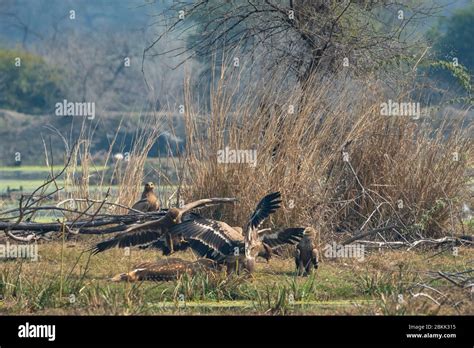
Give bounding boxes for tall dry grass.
[32,63,471,242]
[178,67,472,241]
[56,113,167,216]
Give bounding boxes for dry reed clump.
[179,68,472,241]
[114,116,166,212]
[56,113,167,216]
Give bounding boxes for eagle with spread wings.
[168,192,306,273]
[90,197,237,255]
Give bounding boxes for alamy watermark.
[323,242,365,261]
[0,242,38,261]
[380,100,421,119]
[217,146,257,167]
[55,99,95,120]
[18,322,55,341]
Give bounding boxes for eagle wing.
[311,248,319,268]
[130,193,160,213]
[129,198,150,213]
[246,192,282,231]
[262,227,306,249]
[138,237,168,251]
[89,217,167,254]
[168,218,243,261]
[91,197,236,255]
[138,212,199,255]
[179,197,237,213]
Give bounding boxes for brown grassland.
[0,241,472,315]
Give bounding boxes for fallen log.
[0,209,204,237]
[354,237,473,250]
[0,211,168,234]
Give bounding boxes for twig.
[5,230,39,242]
[56,198,143,214]
[342,224,398,245]
[437,271,462,287]
[410,292,441,306]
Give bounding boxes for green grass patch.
[1,243,472,315]
[0,179,56,192]
[0,165,68,173]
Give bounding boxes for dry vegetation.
[0,66,472,316]
[49,114,180,216]
[180,68,472,243]
[0,242,472,315]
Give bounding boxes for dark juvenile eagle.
[90,197,237,255]
[255,227,309,262]
[129,182,160,213]
[110,258,221,282]
[294,227,319,276]
[169,192,306,273]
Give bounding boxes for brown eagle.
[254,227,309,262]
[129,182,160,213]
[295,227,319,276]
[90,197,237,255]
[169,192,305,273]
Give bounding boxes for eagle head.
[144,182,155,191]
[168,207,181,223]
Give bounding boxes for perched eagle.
[295,227,319,276]
[168,192,306,273]
[110,258,220,282]
[129,182,160,213]
[90,197,237,255]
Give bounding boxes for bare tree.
[143,0,444,87]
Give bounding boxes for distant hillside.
[0,0,161,45]
[0,0,190,114]
[0,109,185,165]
